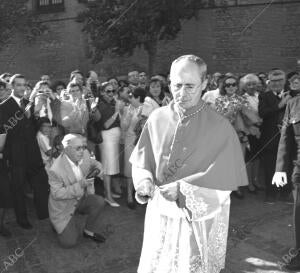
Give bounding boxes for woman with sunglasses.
[121,87,147,209]
[215,75,250,199]
[215,76,247,124]
[97,83,122,207]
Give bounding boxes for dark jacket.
[258,91,286,153]
[0,96,44,171]
[276,94,300,183]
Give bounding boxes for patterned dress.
[215,94,250,147]
[215,94,249,125]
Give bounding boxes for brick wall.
[0,0,299,82]
[130,1,300,75]
[0,0,88,82]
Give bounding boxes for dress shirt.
[65,155,83,182]
[11,94,22,107]
[273,90,285,99]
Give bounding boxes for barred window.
[37,0,65,13]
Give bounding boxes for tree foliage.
[0,0,44,50]
[78,0,205,73]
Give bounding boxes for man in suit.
[48,134,106,248]
[258,69,292,204]
[0,74,49,229]
[272,88,300,270]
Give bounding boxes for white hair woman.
[240,73,263,193]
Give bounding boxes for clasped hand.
[79,178,94,189]
[136,180,180,202]
[159,182,179,201]
[136,180,155,203]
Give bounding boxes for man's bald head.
[170,55,207,82]
[169,55,208,111]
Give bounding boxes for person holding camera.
[61,82,89,135]
[48,134,106,248]
[30,80,63,133]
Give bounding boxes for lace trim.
[180,183,209,220]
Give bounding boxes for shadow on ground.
[0,186,295,273]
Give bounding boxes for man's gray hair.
[171,55,207,80]
[268,69,286,81]
[61,134,83,148]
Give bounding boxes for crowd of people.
[0,65,299,248]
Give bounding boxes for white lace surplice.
[138,182,230,273]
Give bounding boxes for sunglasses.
[105,90,115,94]
[128,92,138,99]
[224,82,237,88]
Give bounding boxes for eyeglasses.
[69,89,81,93]
[224,82,237,88]
[269,78,285,83]
[72,145,87,152]
[171,84,200,94]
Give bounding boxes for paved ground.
[0,187,296,273]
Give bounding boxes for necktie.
[20,99,31,119]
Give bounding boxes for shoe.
[283,254,300,270]
[17,221,33,230]
[232,190,244,199]
[247,186,257,194]
[0,226,12,238]
[83,231,106,243]
[254,184,264,191]
[104,198,120,207]
[264,196,276,205]
[111,193,121,199]
[127,201,136,210]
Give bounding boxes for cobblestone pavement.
[0,188,295,273]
